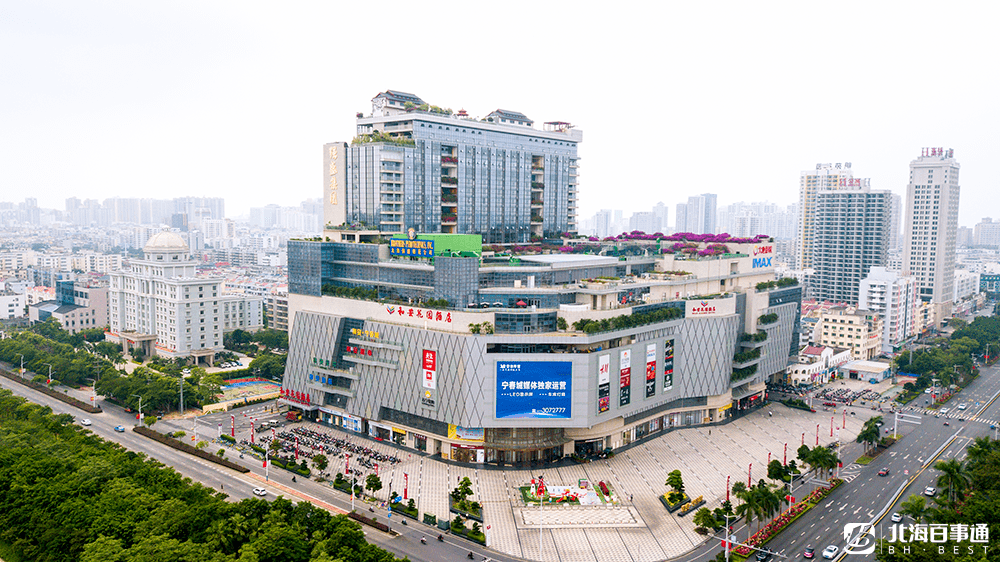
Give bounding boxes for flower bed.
[732,502,809,556]
[450,498,484,522]
[348,511,391,534]
[391,500,419,521]
[677,496,705,517]
[659,492,690,513]
[732,479,842,556]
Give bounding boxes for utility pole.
[179,376,184,414]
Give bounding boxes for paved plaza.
[172,380,883,562]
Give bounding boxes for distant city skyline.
[3,2,999,225]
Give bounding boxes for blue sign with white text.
[496,361,572,419]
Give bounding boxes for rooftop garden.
[351,131,416,147]
[403,102,453,115]
[572,306,683,335]
[756,277,799,290]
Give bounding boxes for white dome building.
[107,230,231,364]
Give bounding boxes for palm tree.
[965,436,999,469]
[753,482,781,529]
[935,458,971,506]
[733,484,759,542]
[856,424,880,455]
[898,494,928,524]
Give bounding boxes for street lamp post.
[84,378,96,404]
[17,354,24,376]
[131,394,143,425]
[43,363,53,386]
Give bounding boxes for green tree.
[666,469,685,499]
[897,494,929,524]
[733,482,759,541]
[766,459,789,483]
[249,352,286,379]
[313,454,329,472]
[365,474,383,496]
[143,415,157,428]
[934,458,971,506]
[856,423,880,455]
[693,507,720,531]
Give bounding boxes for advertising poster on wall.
[663,338,675,391]
[420,349,438,410]
[645,343,657,398]
[496,361,572,419]
[619,349,631,407]
[598,354,611,413]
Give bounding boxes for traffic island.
[0,368,102,414]
[133,426,249,473]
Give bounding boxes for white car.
[924,486,936,497]
[822,545,839,559]
[891,512,903,522]
[958,403,967,410]
[79,418,92,426]
[940,408,950,414]
[252,487,267,497]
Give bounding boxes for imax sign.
[752,257,772,268]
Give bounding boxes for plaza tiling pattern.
[213,401,878,562]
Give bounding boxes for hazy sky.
[3,1,998,226]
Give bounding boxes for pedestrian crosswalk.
[902,405,998,427]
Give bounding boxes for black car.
[756,551,773,562]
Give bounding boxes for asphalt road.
[0,369,508,562]
[736,361,1000,561]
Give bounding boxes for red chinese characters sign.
[385,305,451,323]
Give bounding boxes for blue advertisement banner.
[496,361,572,419]
[389,238,434,257]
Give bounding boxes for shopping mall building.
[280,233,801,464]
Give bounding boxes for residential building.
[889,194,903,251]
[221,295,263,333]
[901,148,960,325]
[0,291,24,320]
[282,232,801,464]
[265,291,289,332]
[797,163,857,269]
[786,345,851,386]
[324,90,581,243]
[809,184,891,304]
[813,306,883,361]
[28,279,108,334]
[973,218,1000,248]
[858,267,919,354]
[675,194,717,234]
[953,269,979,303]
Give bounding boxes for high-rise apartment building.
[675,194,717,234]
[858,267,918,354]
[901,148,960,323]
[810,184,891,304]
[889,194,903,251]
[797,163,856,269]
[324,90,581,243]
[973,218,1000,248]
